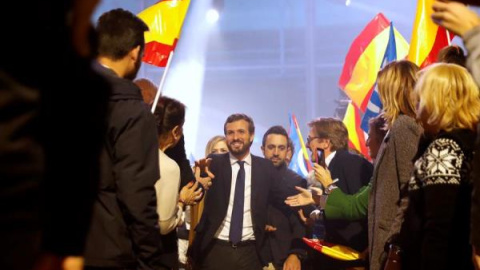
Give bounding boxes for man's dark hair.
[288,137,295,153]
[437,45,466,67]
[262,125,288,147]
[153,96,186,137]
[223,114,255,135]
[308,117,348,151]
[96,8,148,60]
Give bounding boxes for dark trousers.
[199,239,263,270]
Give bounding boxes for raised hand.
[285,186,315,207]
[194,158,215,190]
[432,1,480,38]
[313,163,333,188]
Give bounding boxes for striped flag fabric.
[360,22,398,132]
[138,0,191,67]
[343,102,370,160]
[407,0,454,68]
[288,114,313,178]
[338,13,409,111]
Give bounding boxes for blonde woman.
[399,63,480,270]
[188,136,228,245]
[367,60,423,270]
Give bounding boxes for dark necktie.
[229,160,245,245]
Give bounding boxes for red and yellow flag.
[343,101,370,160]
[407,0,454,68]
[138,0,190,67]
[338,13,409,111]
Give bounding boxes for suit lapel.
[222,153,233,204]
[250,155,260,214]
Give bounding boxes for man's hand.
[62,256,84,270]
[194,158,215,190]
[432,1,480,38]
[285,186,315,207]
[283,254,301,270]
[265,224,277,232]
[297,209,314,227]
[313,164,333,188]
[310,187,323,205]
[32,254,84,270]
[474,246,480,270]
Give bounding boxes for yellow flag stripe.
[344,27,409,107]
[407,0,439,66]
[138,0,190,46]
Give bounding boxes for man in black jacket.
[191,114,303,270]
[306,117,372,269]
[84,9,165,270]
[261,126,307,270]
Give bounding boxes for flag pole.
[446,29,452,46]
[151,51,174,114]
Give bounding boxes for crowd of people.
[2,1,480,270]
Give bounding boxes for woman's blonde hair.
[415,63,480,132]
[377,60,419,127]
[205,135,226,156]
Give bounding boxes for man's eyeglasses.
[306,136,320,145]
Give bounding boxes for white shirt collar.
[229,152,252,166]
[325,150,336,167]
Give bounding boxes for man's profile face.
[125,47,143,81]
[262,134,288,167]
[225,119,254,159]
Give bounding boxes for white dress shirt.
[214,153,255,241]
[325,150,336,167]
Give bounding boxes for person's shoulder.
[251,154,274,167]
[159,150,180,176]
[391,115,423,137]
[285,168,307,186]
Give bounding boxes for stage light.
[206,8,220,23]
[345,0,351,6]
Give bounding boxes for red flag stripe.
[142,39,178,67]
[419,26,455,68]
[338,14,390,88]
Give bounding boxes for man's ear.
[172,125,181,140]
[130,45,141,61]
[261,146,265,155]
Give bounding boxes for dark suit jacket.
[84,64,164,270]
[191,153,296,265]
[266,164,307,267]
[325,149,372,251]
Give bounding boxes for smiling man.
[191,114,304,270]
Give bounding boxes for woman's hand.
[179,181,203,206]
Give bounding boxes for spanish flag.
[338,13,409,111]
[138,0,191,67]
[407,0,454,68]
[343,101,369,160]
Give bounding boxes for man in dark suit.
[306,117,372,269]
[261,126,307,270]
[83,9,165,270]
[191,114,302,270]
